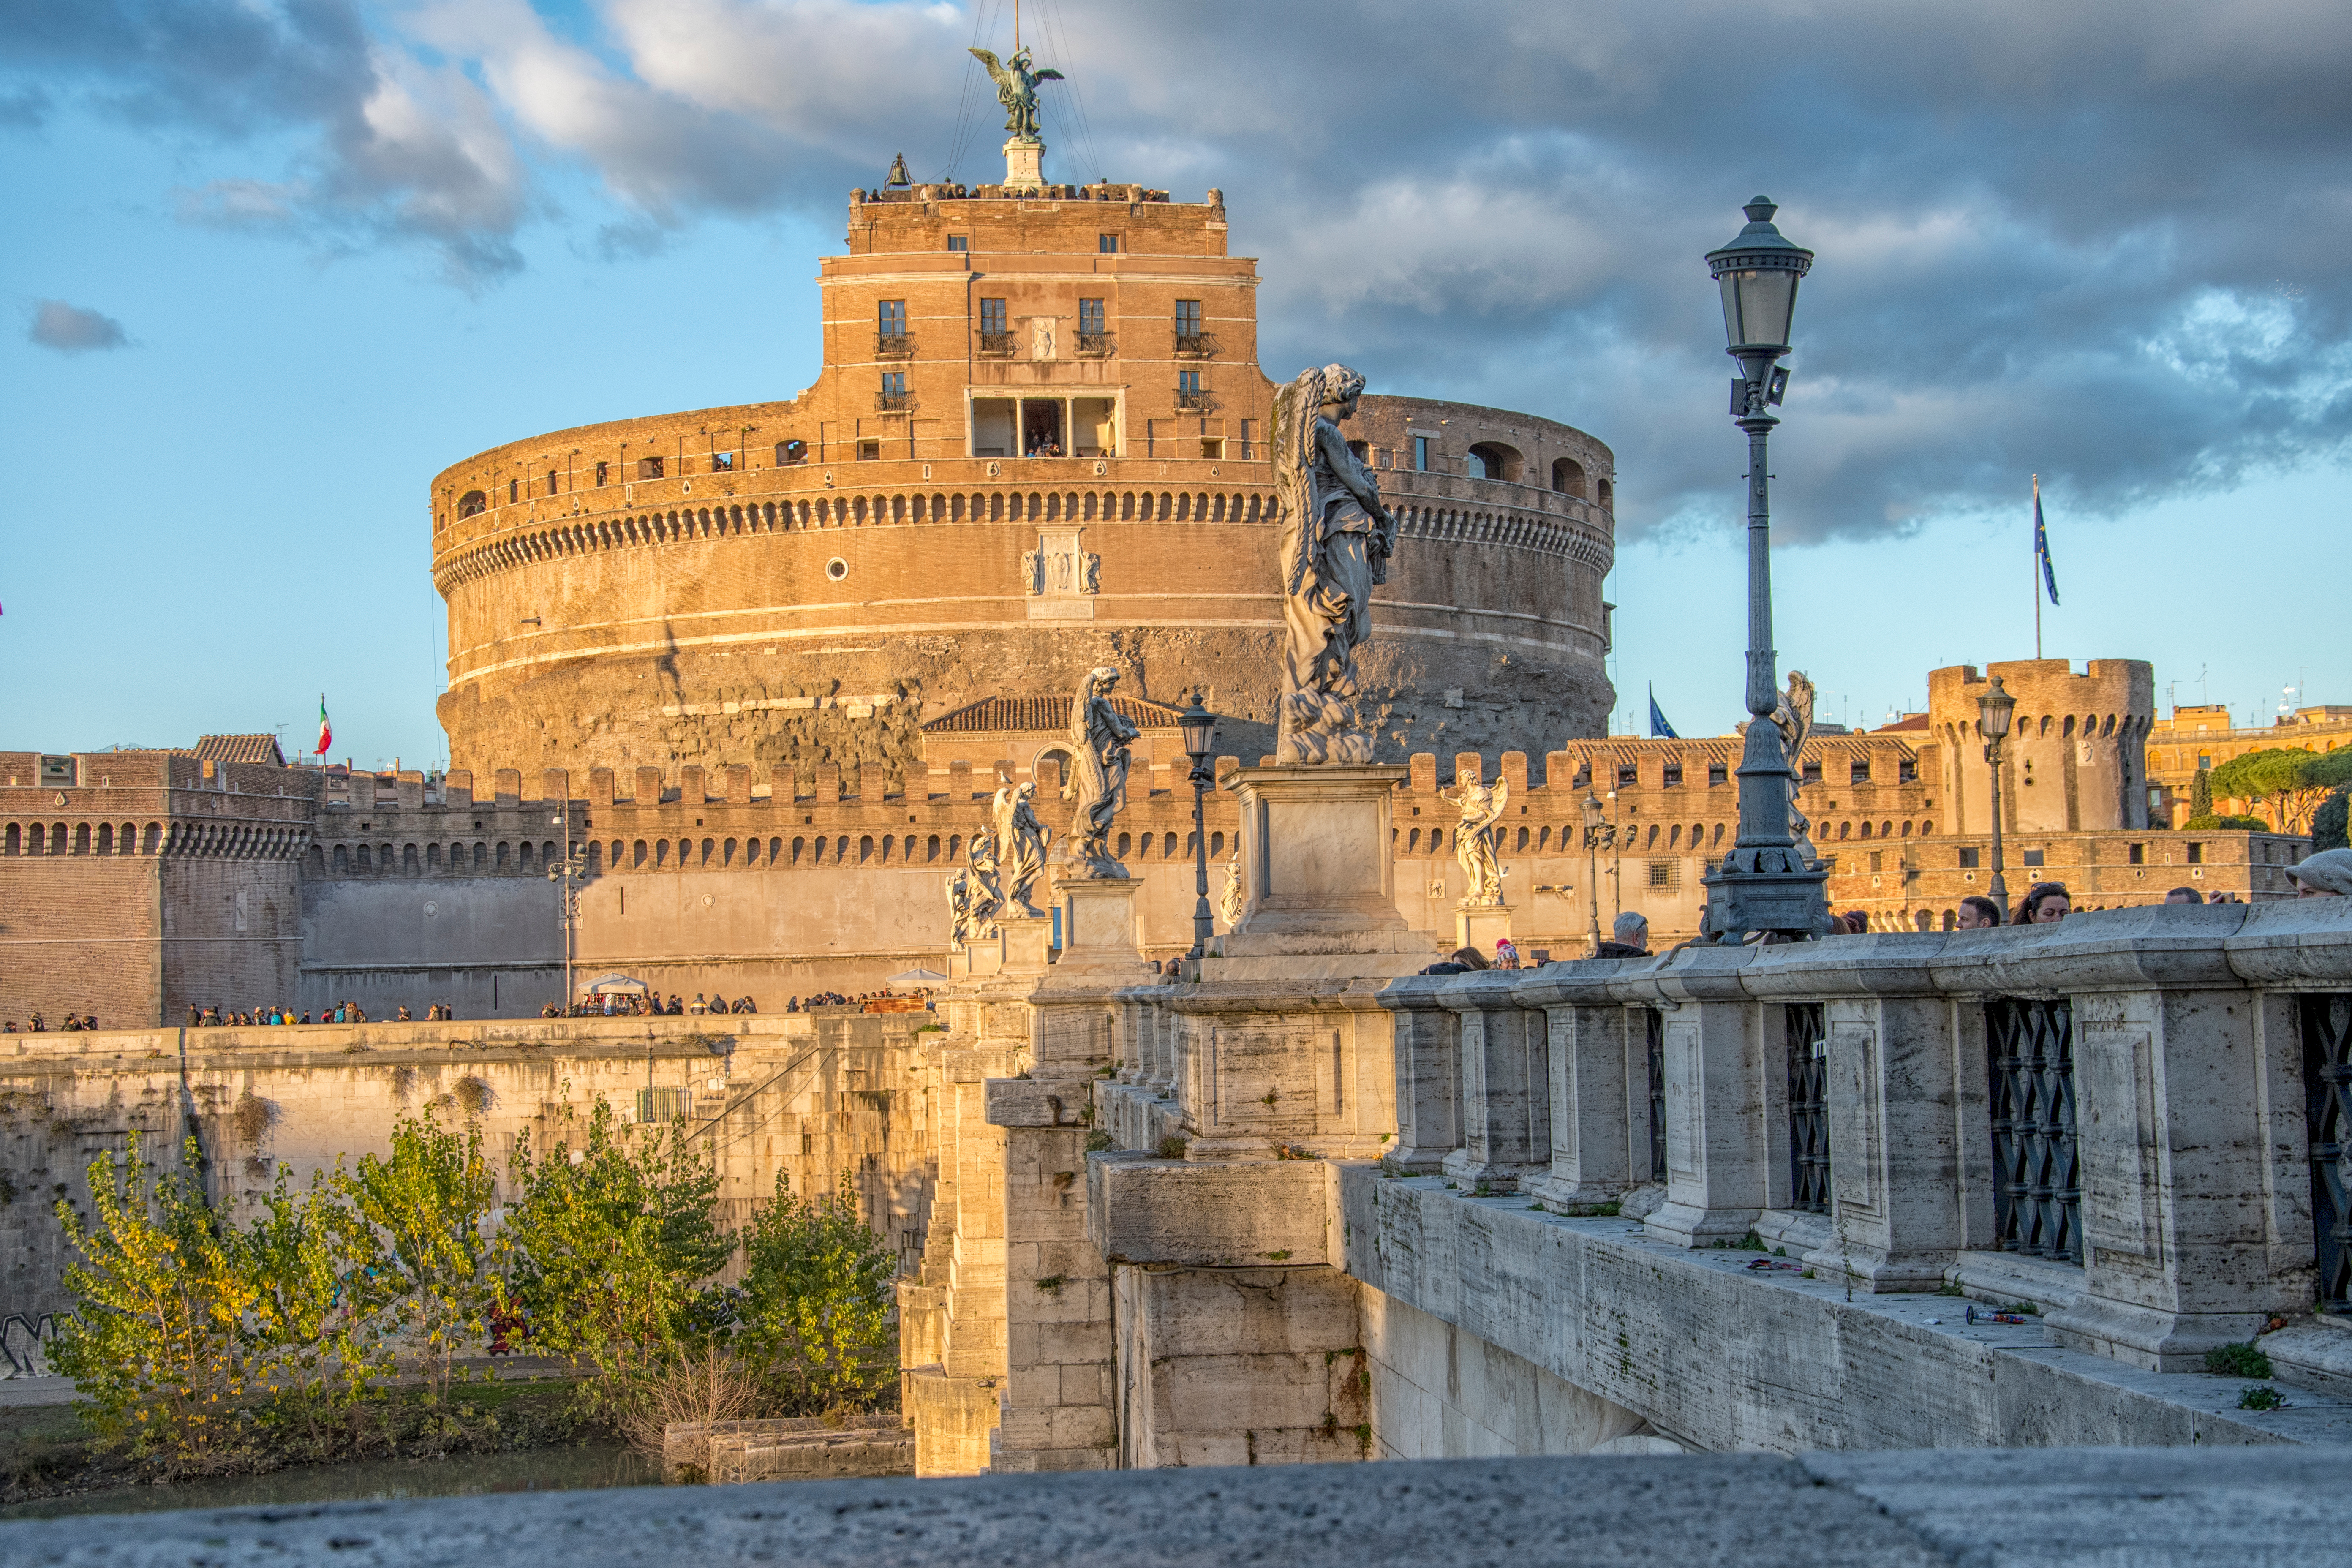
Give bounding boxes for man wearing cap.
[2286,848,2352,898]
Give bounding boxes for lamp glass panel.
[1180,712,1214,759]
[1726,268,1798,350]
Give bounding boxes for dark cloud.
[28,299,129,353]
[13,0,2352,536]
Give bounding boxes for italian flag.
[314,695,332,757]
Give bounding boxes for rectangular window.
[2022,848,2046,868]
[637,457,663,479]
[1099,233,1119,253]
[595,461,609,486]
[1648,861,1673,888]
[1707,762,1728,787]
[2188,842,2205,865]
[882,371,907,395]
[1898,758,1918,784]
[1851,758,1871,784]
[1959,847,1981,869]
[711,451,734,471]
[947,234,969,252]
[980,298,1007,335]
[1413,436,1432,471]
[1177,369,1200,394]
[878,299,906,334]
[508,478,518,503]
[1079,299,1104,335]
[1617,764,1638,787]
[856,439,881,461]
[1869,851,1883,872]
[546,469,558,495]
[1663,761,1683,787]
[2128,842,2146,865]
[1174,299,1202,335]
[1801,760,1822,785]
[1200,438,1224,459]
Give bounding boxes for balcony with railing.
[1175,389,1217,413]
[1075,332,1115,357]
[874,332,914,359]
[1173,331,1219,359]
[875,391,913,413]
[977,332,1015,357]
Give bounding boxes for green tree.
[2210,747,2352,835]
[2190,767,2214,820]
[50,1137,265,1465]
[239,1158,396,1446]
[499,1097,730,1378]
[735,1171,898,1414]
[2314,786,2351,853]
[342,1112,499,1409]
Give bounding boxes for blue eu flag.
[1648,686,1679,740]
[2034,491,2060,607]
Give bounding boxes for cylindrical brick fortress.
[430,181,1617,782]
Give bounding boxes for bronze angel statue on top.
[969,46,1064,141]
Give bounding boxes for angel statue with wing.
[1440,773,1511,907]
[1271,363,1398,765]
[969,46,1064,141]
[1772,670,1820,867]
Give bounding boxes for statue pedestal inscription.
[1455,902,1512,957]
[999,912,1055,975]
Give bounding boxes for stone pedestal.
[1003,137,1044,193]
[999,913,1054,975]
[1213,765,1434,976]
[1455,903,1511,961]
[954,939,1003,980]
[1054,874,1150,983]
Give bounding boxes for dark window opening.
[1959,847,1981,869]
[594,462,609,486]
[1801,760,1823,785]
[1412,436,1432,471]
[637,456,664,479]
[776,440,807,466]
[1663,761,1683,787]
[1707,762,1728,787]
[1099,233,1119,253]
[947,234,968,252]
[2022,848,2046,868]
[1617,764,1638,787]
[1851,759,1871,784]
[458,490,487,517]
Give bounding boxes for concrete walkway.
[1,1447,2341,1565]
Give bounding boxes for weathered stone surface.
[1086,1154,1331,1266]
[15,1448,2352,1565]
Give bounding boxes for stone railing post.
[1638,947,1770,1248]
[1382,977,1460,1173]
[1515,965,1635,1206]
[1438,973,1550,1190]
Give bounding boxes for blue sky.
[5,0,2348,767]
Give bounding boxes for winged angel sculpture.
[969,46,1064,141]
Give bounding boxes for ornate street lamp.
[1699,197,1828,943]
[1179,692,1218,959]
[1581,790,1617,955]
[1975,675,2016,917]
[546,805,590,1012]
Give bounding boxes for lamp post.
[1976,675,2016,917]
[1581,791,1617,955]
[1699,196,1829,943]
[1178,692,1218,960]
[546,803,590,1012]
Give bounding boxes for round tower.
[1927,659,2155,836]
[428,148,1616,785]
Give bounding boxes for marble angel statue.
[1440,775,1510,907]
[1218,840,1245,928]
[1068,665,1138,877]
[1270,364,1398,765]
[992,780,1048,916]
[1772,670,1819,866]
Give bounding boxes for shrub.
[615,1344,768,1478]
[2238,1384,2286,1410]
[2203,1341,2272,1379]
[2315,786,2351,853]
[2183,814,2270,832]
[342,1112,498,1409]
[734,1171,898,1416]
[499,1098,731,1381]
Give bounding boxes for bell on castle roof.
[885,152,911,188]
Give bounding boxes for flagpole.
[2032,474,2042,661]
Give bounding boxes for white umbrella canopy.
[887,967,950,988]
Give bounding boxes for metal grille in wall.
[2300,994,2352,1313]
[1645,1008,1666,1184]
[1786,1003,1830,1215]
[1987,998,2082,1263]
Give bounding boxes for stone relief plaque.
[2075,1023,2156,1260]
[1207,1024,1318,1137]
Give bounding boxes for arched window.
[1408,828,1421,853]
[678,838,693,866]
[741,837,757,866]
[458,490,487,518]
[1595,478,1613,509]
[1859,822,1872,839]
[1211,831,1226,858]
[97,823,113,854]
[947,833,961,861]
[333,844,350,872]
[403,843,420,872]
[1116,831,1131,858]
[357,844,373,871]
[653,840,668,868]
[928,834,941,862]
[74,822,90,854]
[517,841,535,871]
[723,837,738,866]
[1467,442,1520,482]
[835,835,849,863]
[700,837,714,865]
[426,842,441,870]
[145,822,162,853]
[1551,457,1587,497]
[768,837,781,863]
[860,835,875,863]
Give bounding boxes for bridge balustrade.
[1374,902,2352,1372]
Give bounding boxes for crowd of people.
[2,1012,99,1033]
[549,991,757,1018]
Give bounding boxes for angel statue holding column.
[969,46,1064,141]
[1069,665,1138,877]
[1440,774,1511,907]
[1271,364,1399,765]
